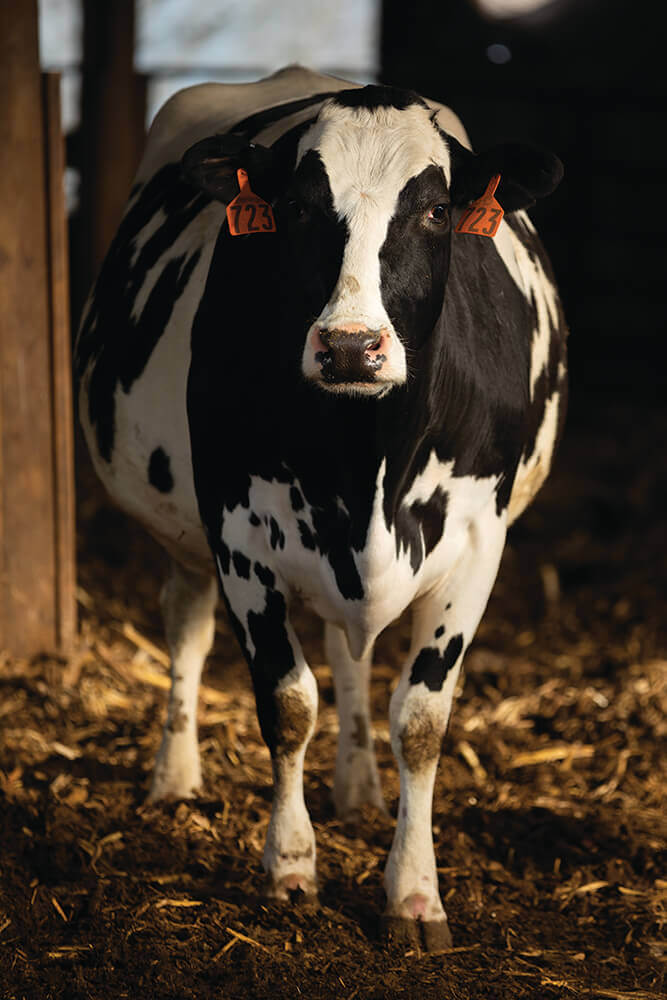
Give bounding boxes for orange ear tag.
[226,168,276,236]
[455,173,504,238]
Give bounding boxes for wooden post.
[0,3,76,656]
[43,73,77,652]
[79,0,147,291]
[0,1,57,655]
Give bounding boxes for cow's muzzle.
[313,325,389,384]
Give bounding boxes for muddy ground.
[1,393,665,1000]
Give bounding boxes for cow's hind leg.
[325,623,385,818]
[383,507,507,951]
[148,560,217,801]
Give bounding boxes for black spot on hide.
[254,561,275,589]
[232,550,251,579]
[298,520,317,551]
[410,634,464,691]
[290,486,304,511]
[148,447,174,493]
[395,487,448,573]
[269,517,285,551]
[217,539,230,576]
[230,91,342,144]
[309,506,364,600]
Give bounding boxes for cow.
[75,65,567,951]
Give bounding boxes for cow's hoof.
[147,776,201,803]
[148,745,202,802]
[266,873,318,905]
[381,914,453,953]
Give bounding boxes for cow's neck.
[287,370,439,529]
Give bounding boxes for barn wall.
[0,3,75,656]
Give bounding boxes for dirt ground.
[1,394,665,1000]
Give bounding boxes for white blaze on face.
[298,101,452,389]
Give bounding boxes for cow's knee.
[273,685,316,758]
[397,711,445,773]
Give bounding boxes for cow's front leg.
[384,510,507,951]
[217,548,318,901]
[149,560,217,801]
[325,623,385,818]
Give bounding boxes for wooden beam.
[43,72,77,652]
[79,0,147,290]
[0,1,57,655]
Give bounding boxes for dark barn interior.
[383,0,666,402]
[0,1,665,998]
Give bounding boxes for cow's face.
[290,96,454,397]
[182,85,563,399]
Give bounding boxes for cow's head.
[182,86,562,398]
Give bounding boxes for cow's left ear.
[448,136,563,212]
[181,134,275,202]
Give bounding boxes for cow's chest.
[219,455,501,657]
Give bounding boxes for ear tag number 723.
[226,168,276,236]
[455,174,504,238]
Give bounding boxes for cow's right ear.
[181,134,274,202]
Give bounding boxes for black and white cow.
[75,66,567,950]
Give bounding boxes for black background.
[381,0,666,410]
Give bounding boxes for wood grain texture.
[0,6,76,655]
[43,72,76,652]
[0,1,57,655]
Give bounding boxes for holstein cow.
[76,66,567,950]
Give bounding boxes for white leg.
[325,623,385,817]
[148,560,217,801]
[384,506,507,951]
[214,539,318,899]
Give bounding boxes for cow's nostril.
[314,327,387,382]
[314,328,330,353]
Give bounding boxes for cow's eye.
[427,204,449,225]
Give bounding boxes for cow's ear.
[181,134,274,202]
[448,136,563,212]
